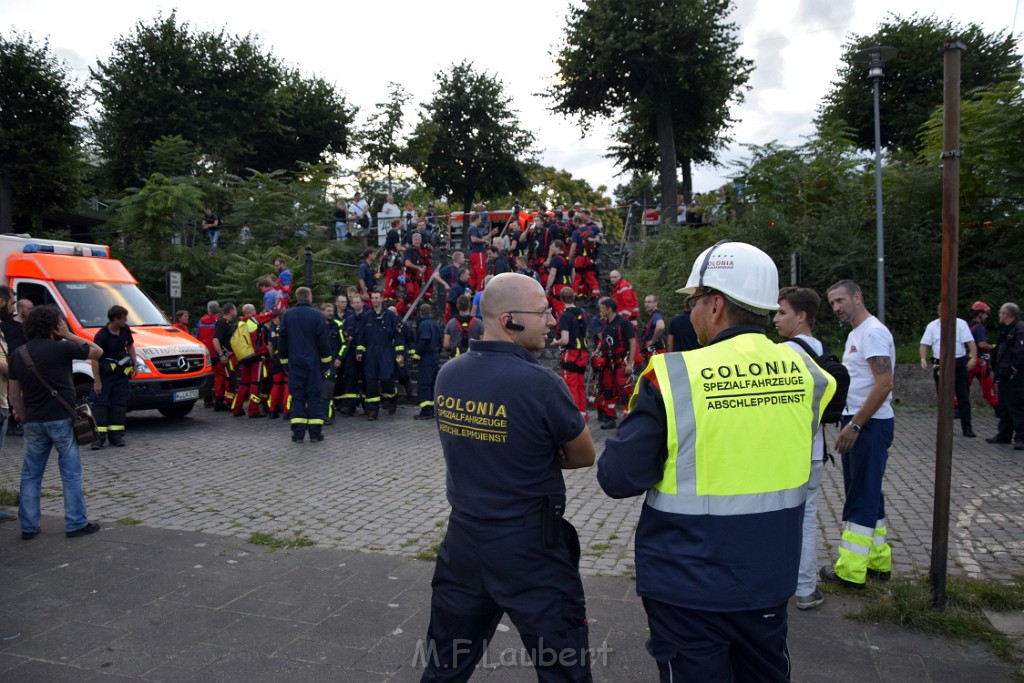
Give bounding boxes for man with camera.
[10,305,102,540]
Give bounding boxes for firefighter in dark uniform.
[277,287,331,443]
[91,305,138,449]
[392,306,415,401]
[321,303,345,423]
[338,291,366,417]
[419,273,596,683]
[593,297,637,430]
[412,303,441,420]
[356,291,401,420]
[552,287,590,421]
[265,309,288,419]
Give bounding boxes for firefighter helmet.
[677,240,779,313]
[971,301,991,313]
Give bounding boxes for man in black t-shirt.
[420,273,596,682]
[9,305,102,539]
[212,303,238,411]
[91,305,138,448]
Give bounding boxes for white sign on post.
[168,271,182,299]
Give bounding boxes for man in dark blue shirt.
[91,305,138,448]
[412,303,442,420]
[419,273,596,683]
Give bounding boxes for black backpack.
[785,337,850,425]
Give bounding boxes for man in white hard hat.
[598,240,835,681]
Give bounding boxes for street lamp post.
[853,45,898,325]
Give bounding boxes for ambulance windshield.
[57,282,170,328]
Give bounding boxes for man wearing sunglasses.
[420,272,596,682]
[598,241,835,682]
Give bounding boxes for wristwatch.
[849,423,862,433]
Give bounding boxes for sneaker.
[986,436,1011,444]
[600,419,618,430]
[66,522,100,538]
[413,413,434,421]
[91,441,105,451]
[866,568,892,582]
[795,590,824,610]
[818,565,865,590]
[963,429,976,438]
[21,530,38,540]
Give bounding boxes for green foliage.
[407,61,537,216]
[0,31,85,230]
[360,82,408,191]
[553,0,752,211]
[626,125,953,348]
[144,135,201,177]
[89,12,355,190]
[818,14,1022,154]
[918,76,1024,318]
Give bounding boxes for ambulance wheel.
[159,401,195,418]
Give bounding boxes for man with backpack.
[443,295,484,358]
[212,303,238,411]
[552,288,589,421]
[230,304,272,418]
[774,286,849,611]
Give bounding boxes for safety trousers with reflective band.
[836,519,891,584]
[641,337,835,513]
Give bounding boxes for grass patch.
[247,531,316,551]
[117,517,144,526]
[416,542,441,561]
[590,543,612,551]
[0,487,18,507]
[401,538,419,548]
[843,575,1024,669]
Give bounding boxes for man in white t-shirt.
[821,279,895,590]
[918,305,978,437]
[378,194,400,246]
[774,286,828,611]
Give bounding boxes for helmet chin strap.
[697,239,732,289]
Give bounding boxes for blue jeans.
[335,221,348,240]
[208,228,220,253]
[18,419,89,533]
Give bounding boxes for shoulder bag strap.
[17,345,78,418]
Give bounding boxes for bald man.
[419,272,596,682]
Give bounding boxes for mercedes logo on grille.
[177,356,189,371]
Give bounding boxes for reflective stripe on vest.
[643,335,835,516]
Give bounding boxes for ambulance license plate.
[174,389,200,402]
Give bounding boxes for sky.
[4,0,1023,202]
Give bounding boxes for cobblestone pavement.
[1,401,1021,582]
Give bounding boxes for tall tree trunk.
[680,157,693,206]
[0,175,12,234]
[655,103,678,226]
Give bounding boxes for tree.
[406,61,536,227]
[0,31,84,232]
[361,82,408,192]
[552,0,752,219]
[90,12,355,190]
[817,14,1021,154]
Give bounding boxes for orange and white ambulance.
[0,234,213,417]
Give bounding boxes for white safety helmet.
[677,240,780,313]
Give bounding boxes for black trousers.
[932,356,972,432]
[996,372,1024,443]
[419,511,591,682]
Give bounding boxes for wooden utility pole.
[930,39,965,611]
